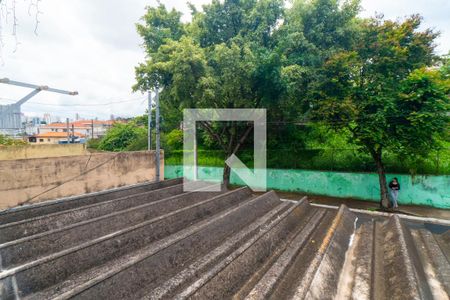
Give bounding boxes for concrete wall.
[0,144,87,160]
[0,151,164,210]
[165,165,450,209]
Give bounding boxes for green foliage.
[165,150,226,167]
[133,114,149,127]
[396,68,450,156]
[440,53,450,79]
[165,148,450,175]
[86,138,102,150]
[136,4,184,55]
[281,0,360,65]
[125,134,148,152]
[165,129,183,151]
[134,0,289,184]
[315,16,445,157]
[196,0,284,47]
[311,15,447,206]
[97,123,146,152]
[0,135,27,146]
[134,1,450,185]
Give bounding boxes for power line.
[27,98,146,107]
[0,96,146,107]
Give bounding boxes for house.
[28,131,86,144]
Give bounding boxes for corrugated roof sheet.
[0,178,448,299]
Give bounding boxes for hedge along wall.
[165,165,450,209]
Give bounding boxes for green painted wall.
[165,165,450,209]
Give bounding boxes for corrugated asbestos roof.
[0,178,448,299]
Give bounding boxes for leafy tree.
[136,4,185,55]
[165,129,183,151]
[441,53,450,79]
[86,138,102,150]
[98,123,146,152]
[314,16,449,208]
[134,0,286,185]
[278,0,360,117]
[133,0,449,196]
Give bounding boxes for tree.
[440,53,450,79]
[314,15,449,208]
[98,123,146,152]
[134,0,286,185]
[165,129,183,151]
[278,0,360,117]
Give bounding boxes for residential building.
[28,131,86,144]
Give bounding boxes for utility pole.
[91,119,94,139]
[194,124,198,180]
[71,124,75,143]
[155,87,160,182]
[66,118,70,144]
[148,91,152,151]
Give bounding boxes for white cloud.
[360,0,450,54]
[0,0,448,121]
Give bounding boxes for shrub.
[98,123,146,152]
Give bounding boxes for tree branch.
[227,124,236,154]
[199,121,227,152]
[232,123,254,155]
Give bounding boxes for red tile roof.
[42,120,114,129]
[34,132,86,138]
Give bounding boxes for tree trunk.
[199,122,253,189]
[372,150,390,209]
[223,124,253,187]
[223,164,231,187]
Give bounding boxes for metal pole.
[71,124,75,143]
[194,127,198,180]
[148,91,152,151]
[91,119,94,139]
[66,118,70,143]
[155,87,160,182]
[0,78,78,95]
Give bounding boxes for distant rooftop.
[34,131,86,138]
[41,120,115,128]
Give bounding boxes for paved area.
[0,179,449,299]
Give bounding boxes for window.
[48,139,51,142]
[39,139,44,142]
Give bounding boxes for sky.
[0,0,448,121]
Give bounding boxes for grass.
[165,148,450,175]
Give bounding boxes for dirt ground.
[272,190,450,220]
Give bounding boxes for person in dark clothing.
[388,178,400,209]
